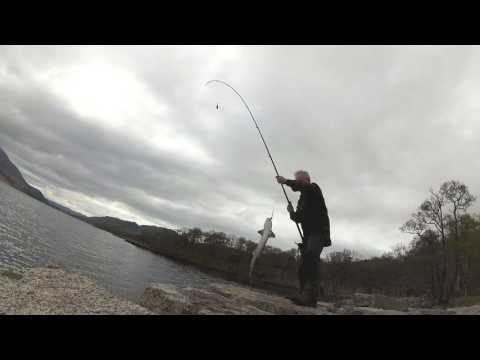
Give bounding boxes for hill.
[0,146,87,220]
[0,147,47,203]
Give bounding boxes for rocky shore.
[1,267,479,315]
[0,267,152,315]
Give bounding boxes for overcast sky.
[1,45,480,257]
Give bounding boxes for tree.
[401,180,476,304]
[185,227,203,244]
[326,249,355,296]
[454,213,480,296]
[286,248,299,261]
[244,240,257,254]
[204,231,228,246]
[236,237,248,251]
[407,230,442,299]
[440,180,476,296]
[402,185,449,303]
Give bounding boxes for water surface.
[0,182,229,301]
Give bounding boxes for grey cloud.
[1,45,480,256]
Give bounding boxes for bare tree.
[440,180,476,296]
[401,186,450,303]
[185,227,203,244]
[401,180,477,303]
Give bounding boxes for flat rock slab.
[0,267,152,315]
[340,292,431,311]
[140,282,334,315]
[446,305,480,315]
[140,284,480,315]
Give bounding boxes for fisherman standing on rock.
[276,170,331,307]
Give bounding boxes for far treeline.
[87,180,480,305]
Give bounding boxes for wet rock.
[0,269,24,280]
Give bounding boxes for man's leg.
[288,243,306,303]
[298,242,306,293]
[292,235,323,307]
[308,245,324,299]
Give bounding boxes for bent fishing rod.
[205,79,304,243]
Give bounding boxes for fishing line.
[205,79,304,244]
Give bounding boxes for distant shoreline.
[116,231,299,298]
[0,172,299,298]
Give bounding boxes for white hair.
[294,170,310,181]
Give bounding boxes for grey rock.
[447,305,480,315]
[342,292,429,311]
[406,308,454,315]
[140,282,480,315]
[351,293,376,307]
[140,282,333,315]
[353,307,406,315]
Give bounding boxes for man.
[276,170,331,307]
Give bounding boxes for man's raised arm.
[276,175,313,193]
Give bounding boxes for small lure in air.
[249,210,276,280]
[216,103,219,110]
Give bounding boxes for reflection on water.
[0,182,229,301]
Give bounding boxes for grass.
[450,295,480,307]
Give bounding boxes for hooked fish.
[249,211,276,279]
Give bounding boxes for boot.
[288,290,305,304]
[287,266,306,303]
[291,284,317,308]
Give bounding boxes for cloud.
[1,45,480,257]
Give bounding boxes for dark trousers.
[298,234,324,294]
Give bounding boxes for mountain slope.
[0,147,47,203]
[0,146,87,220]
[47,199,87,220]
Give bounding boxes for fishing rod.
[205,79,304,243]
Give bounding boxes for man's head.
[294,170,311,184]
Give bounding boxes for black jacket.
[285,180,331,247]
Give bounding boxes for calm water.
[0,182,230,301]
